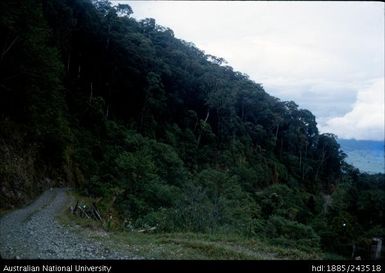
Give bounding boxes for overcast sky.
[114,1,384,141]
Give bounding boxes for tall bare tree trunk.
[274,124,279,147]
[197,109,210,148]
[0,36,18,65]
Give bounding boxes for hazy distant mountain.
[338,139,385,174]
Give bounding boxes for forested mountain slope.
[0,0,384,259]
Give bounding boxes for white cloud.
[320,79,385,141]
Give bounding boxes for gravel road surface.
[0,188,138,259]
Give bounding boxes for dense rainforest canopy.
[0,0,384,258]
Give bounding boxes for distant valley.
[338,139,385,174]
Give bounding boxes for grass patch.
[99,231,322,260]
[57,190,323,260]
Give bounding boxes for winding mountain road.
[0,188,136,259]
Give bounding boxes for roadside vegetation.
[1,0,384,260]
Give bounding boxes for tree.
[315,134,346,192]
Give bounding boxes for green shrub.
[166,169,256,235]
[255,184,314,223]
[265,215,320,248]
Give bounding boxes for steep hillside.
[0,0,384,259]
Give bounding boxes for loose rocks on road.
[0,188,139,259]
